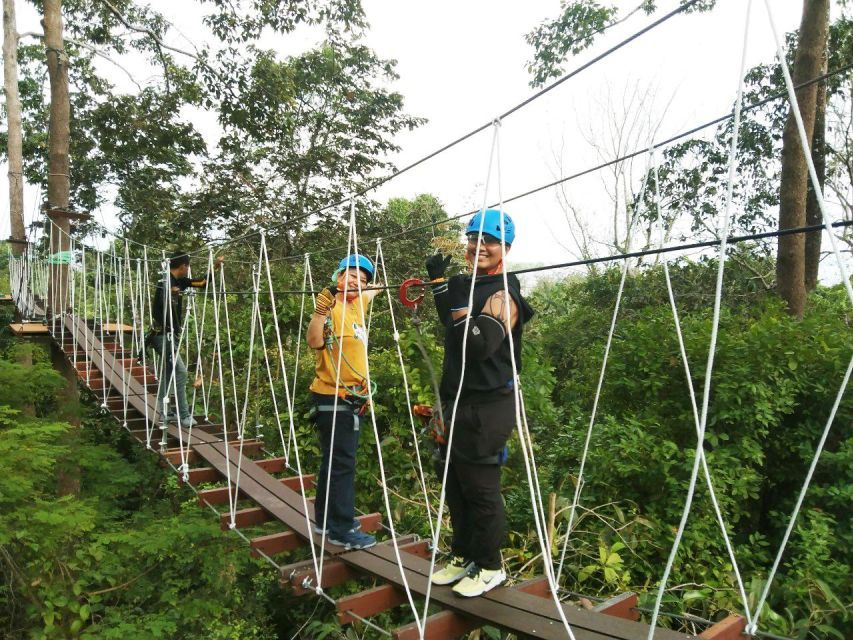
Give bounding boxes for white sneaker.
[452,565,506,597]
[431,556,473,586]
[180,416,197,427]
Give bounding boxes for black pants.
[312,393,361,538]
[440,393,516,570]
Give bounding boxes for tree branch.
[18,31,143,91]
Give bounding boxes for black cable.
[202,220,853,296]
[192,0,705,256]
[250,61,853,266]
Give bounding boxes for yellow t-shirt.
[309,292,371,396]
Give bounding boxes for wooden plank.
[393,610,480,640]
[593,592,639,622]
[220,506,270,530]
[250,530,303,557]
[337,583,407,625]
[9,322,50,336]
[101,322,134,332]
[699,615,746,640]
[346,544,692,640]
[191,439,694,640]
[200,474,316,507]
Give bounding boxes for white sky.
[4,0,849,282]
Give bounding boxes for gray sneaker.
[313,518,361,536]
[329,529,376,550]
[180,416,197,428]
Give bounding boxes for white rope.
[421,123,500,636]
[187,258,211,421]
[208,252,238,525]
[163,256,192,470]
[348,200,423,632]
[229,261,264,522]
[140,251,153,448]
[650,147,754,627]
[746,2,853,632]
[219,267,242,439]
[97,250,109,409]
[284,254,314,463]
[555,152,653,583]
[375,239,436,542]
[259,233,321,579]
[317,213,356,581]
[490,120,577,639]
[647,3,752,636]
[254,270,287,461]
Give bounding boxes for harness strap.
[315,404,360,431]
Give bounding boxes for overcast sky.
[5,1,847,281]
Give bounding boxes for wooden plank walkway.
[14,308,716,640]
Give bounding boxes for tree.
[3,0,25,256]
[190,37,424,254]
[776,0,830,319]
[525,0,716,89]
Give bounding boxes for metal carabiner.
[398,277,426,309]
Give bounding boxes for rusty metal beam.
[250,530,303,557]
[219,506,270,530]
[393,610,480,640]
[337,583,407,625]
[699,615,746,640]
[593,592,640,621]
[515,576,551,599]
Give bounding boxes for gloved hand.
[447,275,472,312]
[425,253,452,281]
[314,286,338,316]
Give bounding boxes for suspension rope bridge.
[4,1,852,638]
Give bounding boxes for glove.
[314,286,338,316]
[447,275,472,312]
[425,253,452,281]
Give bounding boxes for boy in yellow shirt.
[306,255,379,549]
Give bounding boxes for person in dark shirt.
[152,251,223,427]
[426,209,534,598]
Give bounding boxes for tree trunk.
[3,0,25,256]
[44,0,71,315]
[43,0,79,497]
[804,7,829,292]
[775,0,830,319]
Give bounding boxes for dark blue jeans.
[312,393,362,538]
[153,334,190,420]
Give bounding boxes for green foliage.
[525,1,716,88]
[0,348,284,639]
[526,262,852,637]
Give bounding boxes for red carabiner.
[399,277,426,308]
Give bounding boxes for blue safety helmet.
[337,254,375,279]
[466,209,515,245]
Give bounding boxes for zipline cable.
[187,0,705,256]
[251,61,853,268]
